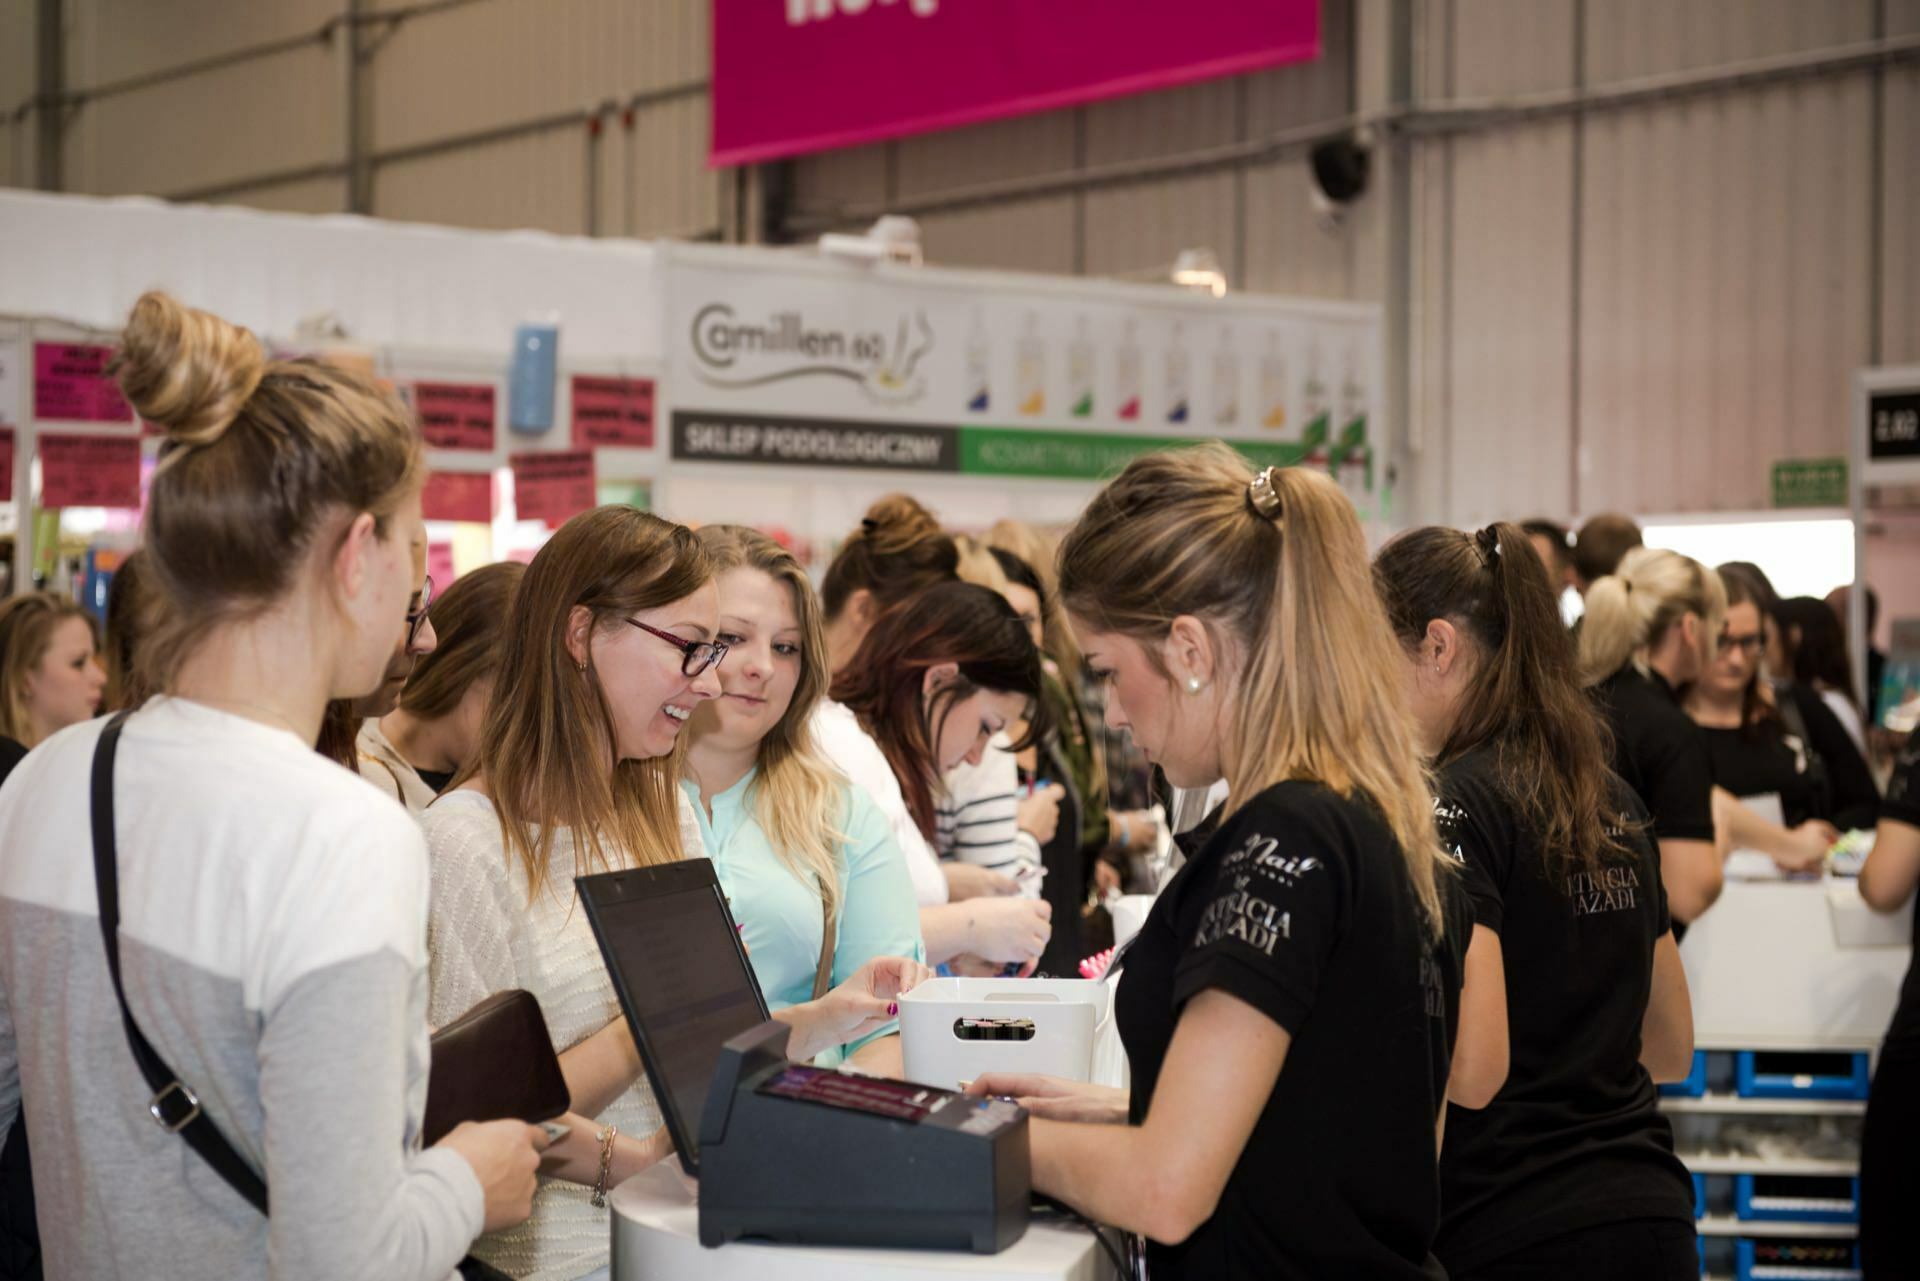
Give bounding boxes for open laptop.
[576,858,770,1177]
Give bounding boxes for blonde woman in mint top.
[0,293,544,1281]
[684,527,929,1076]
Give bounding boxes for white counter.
[609,1163,1121,1281]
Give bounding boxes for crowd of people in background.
[0,292,1914,1281]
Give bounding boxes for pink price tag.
[34,344,134,424]
[570,375,655,449]
[414,382,497,451]
[40,433,141,508]
[421,470,495,523]
[426,542,456,590]
[511,449,596,529]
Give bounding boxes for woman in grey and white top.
[0,292,544,1281]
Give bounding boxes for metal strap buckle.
[148,1081,202,1134]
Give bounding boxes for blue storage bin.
[1735,1175,1859,1225]
[1735,1237,1859,1280]
[1735,1051,1871,1101]
[1694,1172,1708,1218]
[1662,1049,1710,1097]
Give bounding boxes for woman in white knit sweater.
[424,508,926,1281]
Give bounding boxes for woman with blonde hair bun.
[1580,546,1727,927]
[968,444,1474,1280]
[0,291,546,1279]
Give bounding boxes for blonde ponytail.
[1057,443,1451,935]
[1577,546,1726,686]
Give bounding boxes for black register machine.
[576,858,1032,1254]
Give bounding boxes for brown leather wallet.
[423,989,573,1146]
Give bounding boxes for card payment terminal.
[698,1021,1031,1253]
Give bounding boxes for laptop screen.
[577,859,769,1175]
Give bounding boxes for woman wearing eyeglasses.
[313,553,438,774]
[422,510,922,1281]
[361,562,525,811]
[421,506,721,1281]
[1682,567,1856,873]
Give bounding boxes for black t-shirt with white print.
[1878,744,1920,1056]
[1116,780,1473,1281]
[1433,745,1694,1273]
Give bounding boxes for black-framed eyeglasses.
[1717,631,1765,657]
[626,618,728,676]
[406,575,435,648]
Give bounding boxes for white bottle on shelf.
[1115,318,1143,423]
[1259,329,1288,432]
[1015,312,1046,417]
[1165,321,1190,426]
[1211,326,1239,427]
[1067,315,1095,419]
[964,308,991,414]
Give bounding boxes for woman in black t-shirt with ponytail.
[1375,522,1698,1281]
[966,447,1475,1281]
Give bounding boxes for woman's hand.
[1775,819,1841,873]
[964,1073,1129,1125]
[944,862,1020,901]
[1017,785,1066,845]
[775,955,935,1061]
[965,896,1052,966]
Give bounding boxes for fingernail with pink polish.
[887,1002,898,1016]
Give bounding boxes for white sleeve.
[812,703,949,906]
[423,805,526,1029]
[935,736,1043,896]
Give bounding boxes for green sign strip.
[1770,457,1847,508]
[958,426,1318,480]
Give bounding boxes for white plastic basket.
[896,977,1112,1091]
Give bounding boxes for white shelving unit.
[1661,1095,1865,1118]
[1660,878,1903,1278]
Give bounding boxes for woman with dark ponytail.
[1375,523,1697,1281]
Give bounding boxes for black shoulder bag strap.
[90,710,269,1214]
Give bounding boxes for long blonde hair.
[696,526,847,923]
[0,592,96,745]
[466,507,712,899]
[1057,443,1450,934]
[1577,546,1726,687]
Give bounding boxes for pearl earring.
[1186,676,1204,695]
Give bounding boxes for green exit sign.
[1771,457,1848,508]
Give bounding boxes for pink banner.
[711,0,1320,166]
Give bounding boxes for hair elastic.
[1474,526,1501,570]
[1245,467,1284,522]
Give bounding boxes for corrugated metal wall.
[1407,0,1917,525]
[3,0,1915,524]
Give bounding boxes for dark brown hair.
[399,561,526,721]
[1572,513,1643,586]
[820,494,958,622]
[828,580,1049,840]
[103,549,158,712]
[1778,596,1857,712]
[315,699,360,768]
[1714,562,1781,739]
[111,291,424,687]
[1375,522,1628,882]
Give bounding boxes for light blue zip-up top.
[682,769,925,1063]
